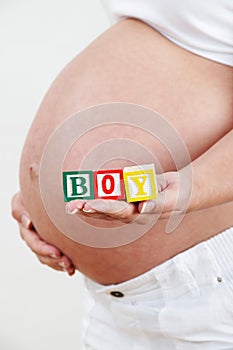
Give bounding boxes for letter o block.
[94,169,125,200]
[63,171,94,202]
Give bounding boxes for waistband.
[85,227,233,297]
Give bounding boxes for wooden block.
[94,169,125,200]
[63,171,94,202]
[123,164,158,202]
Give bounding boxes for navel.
[29,162,39,178]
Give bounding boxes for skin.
[16,19,233,284]
[11,192,75,275]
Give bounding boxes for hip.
[83,226,233,349]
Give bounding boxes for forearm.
[184,129,233,212]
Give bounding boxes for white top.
[102,0,233,66]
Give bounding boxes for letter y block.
[123,164,158,202]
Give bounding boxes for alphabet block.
[123,164,158,202]
[94,169,125,200]
[63,171,94,202]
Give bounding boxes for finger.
[66,199,138,223]
[59,255,75,270]
[139,200,158,214]
[11,192,32,229]
[58,256,76,276]
[65,200,86,214]
[19,224,61,258]
[66,267,76,276]
[11,192,24,221]
[138,174,170,214]
[37,256,63,270]
[138,193,166,214]
[11,192,29,220]
[20,223,76,275]
[83,199,138,221]
[138,173,177,215]
[37,256,75,276]
[139,190,180,216]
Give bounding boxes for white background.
[0,1,109,349]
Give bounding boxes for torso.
[20,19,233,285]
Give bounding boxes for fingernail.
[83,203,96,213]
[21,214,32,229]
[65,207,78,215]
[58,261,67,268]
[50,254,59,259]
[140,201,156,214]
[83,208,96,213]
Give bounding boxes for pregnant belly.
[20,19,233,284]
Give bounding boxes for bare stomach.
[20,19,233,285]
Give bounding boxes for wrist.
[178,163,201,214]
[181,159,214,213]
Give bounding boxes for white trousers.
[83,227,233,349]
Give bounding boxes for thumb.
[138,190,167,214]
[139,199,165,214]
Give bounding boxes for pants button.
[110,291,124,298]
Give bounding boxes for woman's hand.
[11,192,75,276]
[139,172,184,219]
[65,171,185,222]
[66,198,141,223]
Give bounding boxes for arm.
[140,129,233,217]
[188,128,233,211]
[65,129,233,220]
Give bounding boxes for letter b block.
[63,171,94,202]
[123,164,158,202]
[94,169,125,200]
